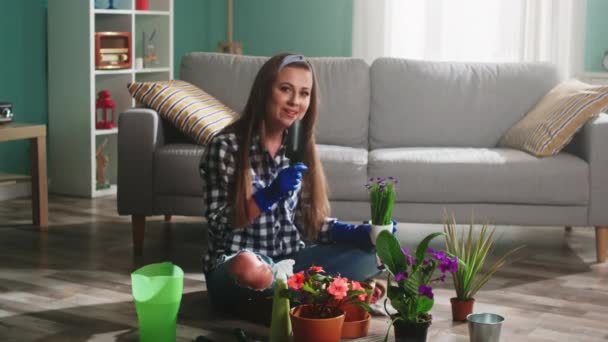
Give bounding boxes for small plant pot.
[341,304,371,339]
[290,305,344,342]
[370,223,394,245]
[451,297,475,321]
[392,315,432,342]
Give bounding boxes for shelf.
[93,184,117,198]
[134,67,171,73]
[135,10,170,16]
[94,9,132,15]
[48,0,172,198]
[95,128,118,136]
[95,69,133,75]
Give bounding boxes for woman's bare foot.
[229,251,273,290]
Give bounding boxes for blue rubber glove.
[330,220,397,249]
[253,162,308,212]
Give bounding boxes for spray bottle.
[269,259,294,342]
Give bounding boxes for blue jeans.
[204,243,380,317]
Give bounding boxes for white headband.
[279,54,308,70]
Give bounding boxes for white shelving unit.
[48,0,173,197]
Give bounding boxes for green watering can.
[131,262,184,342]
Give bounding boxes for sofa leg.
[132,215,145,256]
[595,226,607,263]
[565,226,572,232]
[164,215,172,222]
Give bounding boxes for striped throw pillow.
[499,79,608,157]
[127,80,239,145]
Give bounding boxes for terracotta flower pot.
[290,305,344,342]
[450,297,475,321]
[392,316,432,342]
[341,303,371,339]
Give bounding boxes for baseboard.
[0,181,31,201]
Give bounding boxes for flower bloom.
[419,285,434,299]
[287,271,305,290]
[350,281,367,301]
[431,250,446,261]
[328,276,349,300]
[405,255,416,265]
[308,265,325,273]
[394,272,408,282]
[439,256,459,273]
[401,246,409,255]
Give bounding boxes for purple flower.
[439,256,459,273]
[394,272,408,282]
[419,285,434,299]
[405,255,416,265]
[428,248,446,261]
[401,246,409,255]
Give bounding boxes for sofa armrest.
[117,108,166,215]
[568,113,608,224]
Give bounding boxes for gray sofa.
[118,52,608,262]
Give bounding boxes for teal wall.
[0,0,48,175]
[0,0,352,176]
[233,0,352,57]
[585,0,608,72]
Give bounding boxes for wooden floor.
[0,195,607,342]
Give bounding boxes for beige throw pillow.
[499,79,608,157]
[127,80,239,145]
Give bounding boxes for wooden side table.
[0,123,48,227]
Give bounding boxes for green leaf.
[376,231,407,274]
[414,232,444,267]
[301,283,317,295]
[416,296,434,315]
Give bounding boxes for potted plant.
[375,230,458,342]
[282,265,372,342]
[366,176,398,245]
[443,213,524,321]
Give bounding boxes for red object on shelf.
[136,0,149,10]
[95,90,116,130]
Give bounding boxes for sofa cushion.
[498,79,608,157]
[369,58,561,149]
[368,147,588,205]
[181,52,370,148]
[155,144,206,196]
[317,144,369,201]
[181,53,266,114]
[128,80,239,145]
[310,58,370,148]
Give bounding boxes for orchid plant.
[366,177,398,226]
[281,265,372,319]
[375,230,459,337]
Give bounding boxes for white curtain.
[352,0,586,79]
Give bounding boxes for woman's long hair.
[229,53,329,240]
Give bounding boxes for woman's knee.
[228,251,273,290]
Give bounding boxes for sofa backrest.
[180,52,370,148]
[369,58,561,149]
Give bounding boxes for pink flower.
[328,276,349,300]
[351,281,367,301]
[287,271,305,290]
[308,265,325,273]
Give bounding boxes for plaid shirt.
[200,131,333,272]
